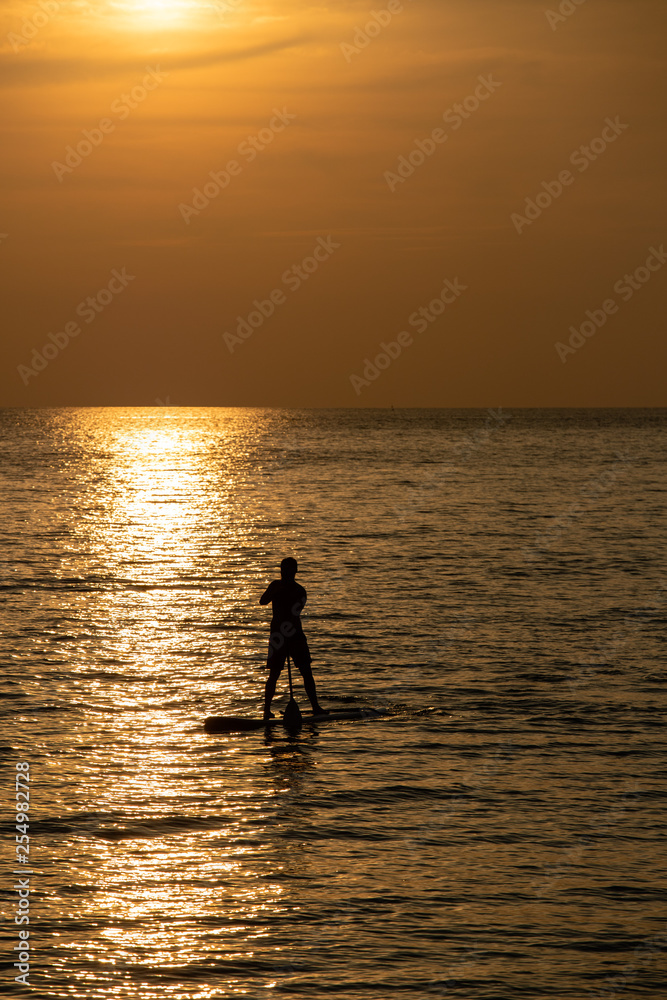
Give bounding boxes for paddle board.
[204,707,387,734]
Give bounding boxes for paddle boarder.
[260,557,328,721]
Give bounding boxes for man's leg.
[292,635,327,714]
[299,665,322,713]
[264,671,279,719]
[264,636,285,719]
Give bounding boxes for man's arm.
[259,580,277,605]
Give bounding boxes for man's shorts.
[267,629,312,679]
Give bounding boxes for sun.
[136,0,186,11]
[102,0,239,33]
[109,0,197,28]
[129,0,185,13]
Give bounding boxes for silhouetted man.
[260,557,327,720]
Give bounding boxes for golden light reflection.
[47,409,275,720]
[51,730,306,1000]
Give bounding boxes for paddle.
[282,649,303,729]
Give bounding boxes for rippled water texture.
[1,407,666,998]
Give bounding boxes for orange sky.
[1,0,665,406]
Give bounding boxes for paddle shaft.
[286,649,295,699]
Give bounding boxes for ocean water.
[1,407,666,999]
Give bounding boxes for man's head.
[280,557,298,579]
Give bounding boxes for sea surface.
[1,407,666,999]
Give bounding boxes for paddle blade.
[282,698,302,729]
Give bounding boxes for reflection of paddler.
[260,557,328,721]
